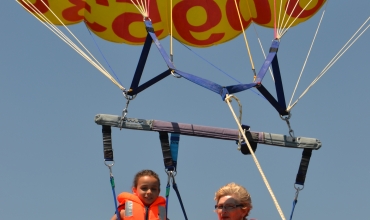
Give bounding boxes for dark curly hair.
[132,169,161,188]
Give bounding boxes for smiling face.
[216,195,249,220]
[132,175,160,206]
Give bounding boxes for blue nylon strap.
[254,40,280,84]
[165,184,170,219]
[174,69,225,96]
[253,40,289,115]
[271,54,287,110]
[145,20,175,70]
[169,133,180,169]
[126,20,176,96]
[110,176,120,220]
[224,83,257,95]
[129,34,153,91]
[255,53,277,83]
[289,199,298,220]
[256,84,288,115]
[128,69,171,96]
[173,183,188,220]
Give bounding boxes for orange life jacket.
[117,192,166,220]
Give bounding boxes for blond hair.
[214,182,252,218]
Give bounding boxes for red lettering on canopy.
[62,0,85,22]
[226,0,252,31]
[96,0,109,6]
[113,0,163,43]
[286,0,325,18]
[252,0,271,25]
[173,0,224,46]
[20,0,49,14]
[85,21,107,32]
[84,1,106,32]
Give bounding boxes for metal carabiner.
[120,96,132,129]
[104,161,115,177]
[280,112,295,137]
[170,69,182,78]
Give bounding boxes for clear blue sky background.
[1,1,369,219]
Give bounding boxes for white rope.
[288,9,325,107]
[277,0,284,34]
[245,1,274,81]
[288,17,370,111]
[130,0,148,17]
[225,94,286,220]
[277,0,292,37]
[279,0,314,38]
[170,0,173,60]
[233,0,256,78]
[18,0,125,90]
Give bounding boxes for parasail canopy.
[20,0,326,47]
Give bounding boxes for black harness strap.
[159,131,174,171]
[102,125,113,161]
[295,148,313,186]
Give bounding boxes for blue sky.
[1,1,369,219]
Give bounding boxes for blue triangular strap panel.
[130,34,152,90]
[256,84,288,115]
[145,20,175,70]
[224,83,257,95]
[128,69,172,96]
[271,54,287,110]
[174,69,224,96]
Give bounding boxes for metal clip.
[171,69,182,78]
[280,112,295,137]
[120,99,131,130]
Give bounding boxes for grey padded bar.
[95,114,321,150]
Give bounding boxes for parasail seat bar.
[95,114,321,150]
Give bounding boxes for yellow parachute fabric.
[19,0,326,47]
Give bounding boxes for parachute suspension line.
[225,94,286,220]
[23,0,114,77]
[233,0,257,79]
[245,1,274,81]
[277,0,292,38]
[179,41,241,83]
[130,0,149,18]
[278,0,314,38]
[288,9,326,108]
[274,0,277,39]
[170,0,173,62]
[277,0,284,39]
[17,0,125,91]
[85,27,123,87]
[288,16,370,111]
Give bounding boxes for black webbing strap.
[173,183,188,220]
[256,84,289,116]
[159,132,174,171]
[102,125,113,161]
[295,148,313,185]
[239,130,258,155]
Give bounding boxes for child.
[110,170,166,220]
